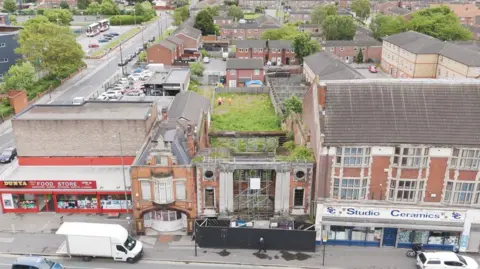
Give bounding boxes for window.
[116,245,127,253]
[175,181,186,200]
[354,47,358,51]
[204,188,215,207]
[254,69,260,75]
[153,181,173,204]
[0,43,5,47]
[293,188,304,207]
[388,179,424,202]
[444,181,474,205]
[329,47,334,51]
[141,181,151,200]
[229,69,236,75]
[257,48,263,52]
[340,47,344,51]
[444,261,464,267]
[427,261,441,265]
[335,147,371,167]
[100,194,132,209]
[393,147,429,168]
[57,194,99,209]
[0,58,8,63]
[333,178,368,200]
[450,148,480,169]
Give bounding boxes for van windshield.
[124,236,136,251]
[418,253,427,264]
[457,255,467,265]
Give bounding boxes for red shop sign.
[1,180,97,189]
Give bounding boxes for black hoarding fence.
[195,219,316,252]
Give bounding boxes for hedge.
[109,15,153,25]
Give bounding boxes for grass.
[244,13,262,19]
[91,27,141,57]
[211,137,279,152]
[211,93,281,131]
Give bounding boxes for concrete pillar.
[274,171,290,215]
[219,171,234,214]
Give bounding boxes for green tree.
[261,25,298,40]
[194,9,215,35]
[9,14,17,25]
[77,0,90,10]
[174,0,188,7]
[189,62,205,78]
[406,6,472,41]
[44,9,73,25]
[3,0,17,13]
[350,0,370,21]
[369,14,406,39]
[228,5,244,20]
[86,2,101,14]
[322,15,356,40]
[356,49,363,63]
[283,95,302,116]
[100,0,119,15]
[292,33,320,63]
[134,2,146,16]
[173,6,189,25]
[140,1,155,19]
[3,62,36,91]
[310,4,337,24]
[205,6,219,16]
[59,0,70,9]
[16,16,84,77]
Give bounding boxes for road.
[0,255,300,269]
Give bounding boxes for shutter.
[141,181,152,200]
[175,181,186,200]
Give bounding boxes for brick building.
[146,40,178,65]
[220,15,280,40]
[289,10,311,23]
[213,16,234,26]
[234,40,297,65]
[430,3,479,26]
[303,51,364,83]
[174,26,202,52]
[324,33,382,63]
[226,58,264,87]
[302,79,480,251]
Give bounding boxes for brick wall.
[147,44,174,65]
[176,33,198,50]
[327,46,382,63]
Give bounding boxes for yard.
[211,93,281,131]
[244,13,262,19]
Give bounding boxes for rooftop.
[322,79,480,146]
[227,58,264,69]
[388,6,411,15]
[304,51,365,80]
[165,69,190,84]
[324,32,381,47]
[168,91,210,125]
[165,36,184,46]
[268,40,293,49]
[234,39,267,48]
[14,101,154,121]
[158,40,177,50]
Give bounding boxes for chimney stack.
[161,107,168,121]
[186,124,195,157]
[318,81,327,110]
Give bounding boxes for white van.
[72,97,85,105]
[417,252,478,269]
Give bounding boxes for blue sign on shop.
[327,207,463,220]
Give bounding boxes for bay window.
[152,177,174,204]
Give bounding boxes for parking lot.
[203,58,226,85]
[76,25,138,53]
[355,67,391,79]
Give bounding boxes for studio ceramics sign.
[323,206,465,222]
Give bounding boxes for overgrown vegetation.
[277,141,314,162]
[283,95,302,117]
[211,94,281,131]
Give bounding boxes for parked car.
[142,70,153,77]
[104,33,114,38]
[0,147,17,163]
[417,252,478,269]
[137,47,143,54]
[88,43,99,48]
[72,97,84,104]
[104,36,112,41]
[125,90,145,96]
[368,65,378,73]
[96,94,109,101]
[110,32,119,36]
[12,256,64,269]
[104,90,122,99]
[128,73,143,81]
[98,38,109,43]
[148,36,155,42]
[128,53,135,61]
[118,78,130,84]
[203,57,210,63]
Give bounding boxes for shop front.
[315,203,468,250]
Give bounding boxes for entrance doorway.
[37,194,54,212]
[383,228,398,247]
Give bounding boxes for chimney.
[318,82,327,110]
[161,106,168,121]
[186,124,195,157]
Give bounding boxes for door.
[114,245,127,261]
[228,80,237,87]
[382,228,397,247]
[38,194,54,212]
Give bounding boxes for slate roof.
[158,40,176,51]
[234,40,267,48]
[167,91,210,125]
[176,25,202,39]
[388,6,411,15]
[324,32,381,47]
[451,40,480,53]
[304,51,365,80]
[227,58,264,69]
[165,36,184,46]
[322,79,480,146]
[383,31,480,66]
[268,40,293,49]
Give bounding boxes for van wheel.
[126,258,134,264]
[82,256,93,262]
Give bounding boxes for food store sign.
[323,206,465,222]
[0,180,97,189]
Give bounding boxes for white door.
[228,80,237,87]
[277,57,281,65]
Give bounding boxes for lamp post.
[157,17,162,39]
[116,132,129,213]
[133,9,137,26]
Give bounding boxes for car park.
[0,147,17,163]
[125,90,145,96]
[417,252,478,269]
[104,90,122,99]
[110,32,119,36]
[96,94,109,101]
[98,38,109,43]
[88,43,99,48]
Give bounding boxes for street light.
[133,9,137,26]
[114,132,129,214]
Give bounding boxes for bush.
[109,15,150,25]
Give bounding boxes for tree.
[350,0,370,21]
[140,1,155,19]
[406,6,472,41]
[59,0,70,9]
[173,6,189,26]
[134,2,146,16]
[189,62,205,78]
[77,0,90,10]
[44,9,73,25]
[356,49,363,63]
[283,95,302,116]
[194,9,215,35]
[310,4,337,24]
[322,15,356,40]
[293,33,320,63]
[261,25,298,40]
[100,0,119,15]
[3,62,36,91]
[174,0,188,7]
[205,6,219,17]
[228,5,244,21]
[369,14,406,39]
[3,0,17,13]
[86,2,101,14]
[16,16,84,77]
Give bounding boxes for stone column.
[274,167,291,215]
[219,166,234,215]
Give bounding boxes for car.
[111,86,129,93]
[98,38,109,43]
[103,33,113,37]
[128,53,135,60]
[0,147,17,163]
[137,47,143,54]
[110,32,119,36]
[203,56,210,63]
[72,97,84,105]
[148,36,155,42]
[368,65,378,73]
[128,73,143,81]
[88,43,99,48]
[13,256,64,269]
[104,36,112,41]
[96,94,109,101]
[125,90,145,96]
[104,90,122,99]
[141,70,153,77]
[118,78,130,84]
[417,252,478,269]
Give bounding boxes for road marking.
[0,139,13,151]
[0,238,14,243]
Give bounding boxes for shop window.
[100,194,132,209]
[335,147,371,167]
[388,179,424,202]
[444,181,474,205]
[141,181,152,200]
[351,227,367,241]
[393,147,429,168]
[328,226,350,240]
[11,194,36,209]
[204,188,215,207]
[57,194,98,209]
[293,189,304,207]
[332,178,367,200]
[450,148,480,170]
[366,228,382,243]
[175,181,186,200]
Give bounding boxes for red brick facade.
[226,68,265,87]
[325,46,383,63]
[146,44,176,65]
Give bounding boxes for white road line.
[0,139,14,151]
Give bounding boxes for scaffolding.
[233,169,275,220]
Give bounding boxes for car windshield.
[457,255,467,265]
[44,258,55,269]
[2,150,11,156]
[123,236,136,251]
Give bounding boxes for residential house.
[301,79,480,249]
[303,51,364,83]
[383,6,412,17]
[165,36,185,59]
[268,40,296,65]
[381,31,480,79]
[238,0,276,8]
[221,23,279,40]
[289,10,311,23]
[376,1,398,14]
[146,40,178,65]
[299,24,322,37]
[286,0,324,9]
[213,16,234,26]
[174,26,202,52]
[0,20,22,80]
[234,40,267,60]
[430,3,479,26]
[324,32,382,63]
[226,58,264,87]
[234,40,297,65]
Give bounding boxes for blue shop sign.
[324,206,464,221]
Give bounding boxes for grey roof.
[167,91,210,125]
[255,15,281,26]
[213,16,234,20]
[234,39,267,48]
[388,6,411,15]
[165,36,184,46]
[304,51,365,80]
[165,69,190,84]
[158,40,177,51]
[176,25,202,39]
[322,79,480,146]
[227,58,264,69]
[268,40,293,49]
[324,32,381,47]
[383,31,480,66]
[222,23,280,29]
[451,40,480,53]
[14,102,154,121]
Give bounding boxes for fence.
[215,87,270,94]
